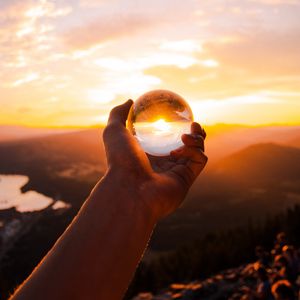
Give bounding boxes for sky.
[0,0,300,127]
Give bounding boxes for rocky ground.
[131,264,255,300]
[132,239,300,300]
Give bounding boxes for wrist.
[94,168,160,225]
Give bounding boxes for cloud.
[159,40,203,53]
[64,13,172,49]
[63,0,199,50]
[0,0,73,87]
[79,0,113,7]
[1,0,300,126]
[205,29,300,76]
[143,26,300,102]
[12,72,40,87]
[63,14,162,50]
[250,0,300,5]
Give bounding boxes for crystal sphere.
[127,89,194,156]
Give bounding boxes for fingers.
[103,99,133,145]
[181,121,206,151]
[191,122,206,139]
[171,146,207,164]
[182,134,204,152]
[170,121,208,177]
[107,99,133,127]
[171,146,208,177]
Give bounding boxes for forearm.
[11,170,157,300]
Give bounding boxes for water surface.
[0,175,70,212]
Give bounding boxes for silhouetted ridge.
[214,143,300,185]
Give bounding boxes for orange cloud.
[64,14,163,50]
[205,29,300,76]
[250,0,300,5]
[1,0,300,127]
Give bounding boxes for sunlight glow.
[87,89,116,104]
[152,119,172,134]
[159,40,203,53]
[0,0,299,127]
[25,6,48,18]
[200,59,219,68]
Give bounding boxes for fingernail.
[170,150,180,156]
[174,149,183,155]
[170,155,177,161]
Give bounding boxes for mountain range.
[0,124,300,299]
[0,124,299,250]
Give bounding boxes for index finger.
[191,122,206,139]
[107,99,133,127]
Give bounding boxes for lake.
[0,174,70,212]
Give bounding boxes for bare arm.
[11,100,207,300]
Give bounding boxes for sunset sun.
[152,119,171,133]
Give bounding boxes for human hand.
[102,100,208,220]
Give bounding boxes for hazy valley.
[0,124,300,298]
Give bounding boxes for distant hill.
[1,125,300,299]
[1,124,299,164]
[151,143,300,250]
[213,143,300,186]
[1,126,300,251]
[286,135,300,148]
[190,142,300,213]
[0,129,106,208]
[1,124,300,299]
[0,126,74,142]
[0,128,106,179]
[206,125,300,164]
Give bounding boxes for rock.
[132,292,153,300]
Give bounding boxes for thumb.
[108,99,133,126]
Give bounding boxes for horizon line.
[1,122,300,130]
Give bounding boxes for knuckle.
[110,106,119,116]
[102,126,110,142]
[197,139,204,146]
[194,151,208,163]
[192,134,204,142]
[103,122,119,141]
[107,106,121,122]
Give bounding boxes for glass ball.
[127,89,194,156]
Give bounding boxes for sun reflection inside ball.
[127,90,194,156]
